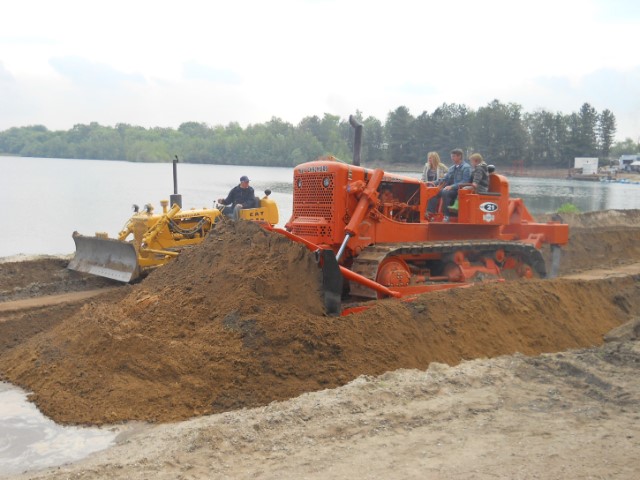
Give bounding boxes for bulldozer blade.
[318,249,343,316]
[68,233,141,283]
[549,244,562,279]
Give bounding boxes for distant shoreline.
[4,154,639,182]
[366,161,640,182]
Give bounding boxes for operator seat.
[486,165,501,195]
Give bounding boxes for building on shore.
[619,154,640,171]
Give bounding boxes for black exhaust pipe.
[349,115,362,167]
[170,155,182,208]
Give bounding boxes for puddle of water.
[0,382,118,477]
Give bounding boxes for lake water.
[0,156,293,258]
[1,156,640,258]
[0,382,118,476]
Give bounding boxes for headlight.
[323,177,330,188]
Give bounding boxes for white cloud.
[0,61,14,82]
[1,0,639,139]
[182,61,242,84]
[49,57,146,88]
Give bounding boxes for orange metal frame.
[286,159,568,251]
[276,158,569,313]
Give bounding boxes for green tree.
[362,115,385,164]
[385,106,415,164]
[421,103,472,164]
[178,122,211,138]
[610,138,640,158]
[471,100,525,165]
[318,113,348,158]
[0,102,624,171]
[0,125,50,156]
[413,111,435,166]
[562,113,583,168]
[578,102,598,156]
[597,109,616,162]
[524,110,556,166]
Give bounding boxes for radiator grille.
[291,173,335,240]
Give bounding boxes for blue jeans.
[428,187,458,214]
[222,204,244,221]
[441,187,458,211]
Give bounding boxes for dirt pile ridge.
[542,208,640,229]
[0,214,639,425]
[541,209,640,275]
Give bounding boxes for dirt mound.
[1,221,331,424]
[560,226,640,273]
[540,209,640,275]
[140,220,326,315]
[540,208,640,228]
[1,217,639,425]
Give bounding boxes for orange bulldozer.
[266,116,568,315]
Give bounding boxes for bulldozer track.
[349,240,547,298]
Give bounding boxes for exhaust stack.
[348,115,362,166]
[170,155,182,208]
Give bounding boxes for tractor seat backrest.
[488,174,500,193]
[487,171,509,196]
[486,165,498,194]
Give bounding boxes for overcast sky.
[1,0,639,141]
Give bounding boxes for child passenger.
[465,153,489,193]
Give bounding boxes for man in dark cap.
[217,175,257,220]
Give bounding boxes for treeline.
[0,100,632,169]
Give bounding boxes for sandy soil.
[1,211,640,479]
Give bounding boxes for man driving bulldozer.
[217,175,258,221]
[427,148,471,219]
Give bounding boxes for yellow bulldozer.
[68,158,279,282]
